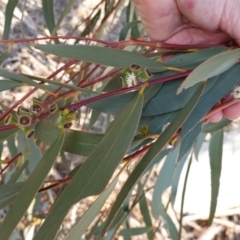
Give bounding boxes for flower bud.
[30,104,42,115]
[62,108,70,116]
[32,97,42,105]
[5,114,17,125]
[18,115,31,127]
[17,106,30,116]
[130,64,141,73]
[26,129,35,139]
[137,68,152,82]
[63,122,72,129]
[232,86,240,99]
[48,103,58,114]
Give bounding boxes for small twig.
[203,98,239,120]
[0,153,23,175]
[179,157,192,240]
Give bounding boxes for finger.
[133,0,184,41]
[220,0,240,45]
[165,28,230,45]
[222,101,240,120]
[177,0,240,45]
[177,0,225,32]
[207,111,223,123]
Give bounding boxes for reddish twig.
[0,153,23,175]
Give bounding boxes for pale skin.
[133,0,240,122]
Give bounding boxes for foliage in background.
[0,0,239,239]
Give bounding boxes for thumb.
[177,0,240,45]
[220,0,240,45]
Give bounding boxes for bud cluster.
[121,64,152,88]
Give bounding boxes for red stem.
[38,177,72,193]
[0,59,78,121]
[0,153,23,175]
[64,71,192,111]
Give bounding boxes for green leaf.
[143,84,163,106]
[35,44,167,71]
[178,122,201,161]
[0,68,52,92]
[194,132,207,160]
[3,0,18,39]
[177,49,240,93]
[152,145,180,217]
[34,89,144,240]
[0,48,11,65]
[0,132,64,239]
[18,130,42,172]
[119,20,141,41]
[88,109,101,129]
[143,74,216,117]
[142,78,196,116]
[143,149,171,174]
[180,64,240,138]
[139,194,154,239]
[171,153,189,206]
[0,80,22,92]
[7,136,18,157]
[0,182,23,210]
[51,0,75,36]
[23,74,97,94]
[7,161,28,184]
[119,227,152,237]
[166,47,228,70]
[88,92,137,115]
[208,130,223,225]
[42,0,55,34]
[35,121,103,156]
[139,111,178,134]
[0,127,19,143]
[65,178,118,240]
[102,82,205,237]
[202,118,232,133]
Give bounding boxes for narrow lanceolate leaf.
[102,82,205,237]
[0,68,52,92]
[180,64,240,138]
[165,47,228,70]
[52,0,75,35]
[177,49,240,93]
[139,194,154,239]
[119,20,141,41]
[119,227,152,237]
[208,130,223,225]
[194,132,207,160]
[0,132,64,239]
[42,0,55,34]
[35,44,167,71]
[0,182,23,210]
[202,118,232,133]
[7,161,28,184]
[152,145,180,218]
[23,74,97,94]
[35,121,103,156]
[178,122,201,161]
[0,128,19,142]
[34,89,144,240]
[65,178,118,240]
[18,130,42,172]
[0,80,22,92]
[3,0,18,39]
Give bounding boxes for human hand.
[133,0,240,122]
